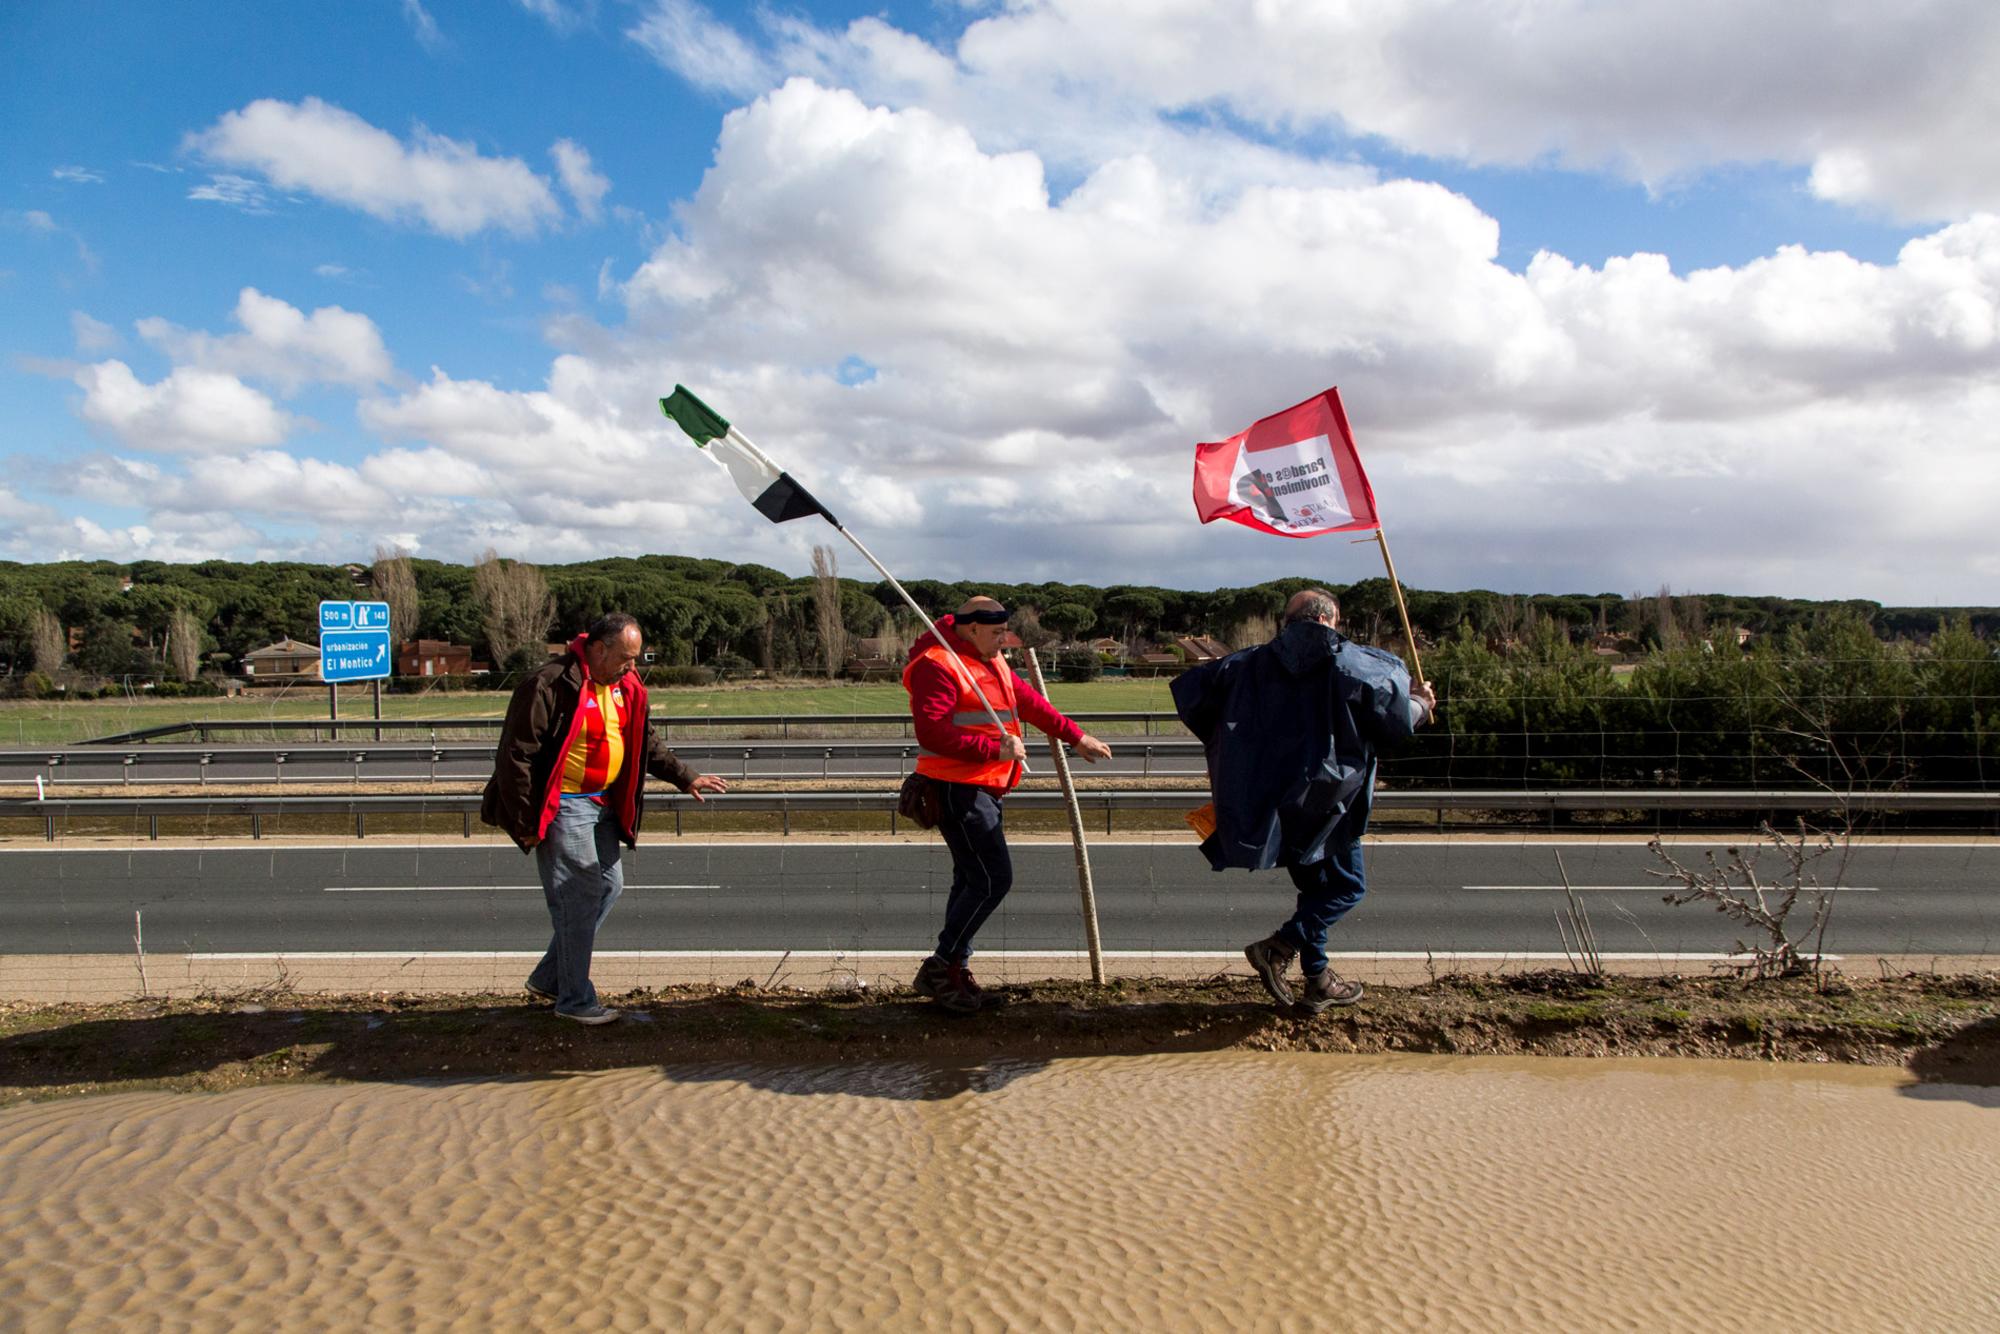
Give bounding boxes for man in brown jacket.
[481,612,726,1024]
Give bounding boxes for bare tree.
[372,545,420,649]
[1649,820,1841,979]
[1678,592,1708,643]
[1655,584,1680,649]
[1010,605,1053,651]
[811,545,846,678]
[1230,613,1275,650]
[164,605,204,682]
[472,549,555,670]
[30,608,66,676]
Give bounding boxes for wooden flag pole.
[1371,526,1426,687]
[1024,647,1105,985]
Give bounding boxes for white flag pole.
[722,425,1025,774]
[829,523,1028,779]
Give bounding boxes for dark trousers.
[1277,838,1367,975]
[932,780,1013,965]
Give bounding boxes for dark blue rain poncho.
[1171,621,1417,871]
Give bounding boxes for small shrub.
[1056,648,1102,683]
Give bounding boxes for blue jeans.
[1278,839,1366,975]
[933,781,1012,965]
[527,797,624,1013]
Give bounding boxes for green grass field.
[0,676,1183,746]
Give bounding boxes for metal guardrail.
[3,788,1993,842]
[1,738,1208,784]
[84,712,1184,745]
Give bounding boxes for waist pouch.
[897,772,943,830]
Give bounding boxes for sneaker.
[1294,970,1365,1016]
[555,1004,620,1025]
[912,955,953,1000]
[523,981,556,1005]
[1244,934,1299,1008]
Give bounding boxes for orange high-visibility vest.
[904,642,1022,789]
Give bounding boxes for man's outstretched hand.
[685,773,730,801]
[1073,733,1112,763]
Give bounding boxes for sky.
[3,0,1997,605]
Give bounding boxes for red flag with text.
[1192,387,1378,538]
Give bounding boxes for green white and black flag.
[660,385,839,526]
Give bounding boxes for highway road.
[3,839,1994,960]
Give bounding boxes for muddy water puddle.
[1,1053,1995,1330]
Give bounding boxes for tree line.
[0,550,1993,693]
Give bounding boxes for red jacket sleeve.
[1011,669,1084,746]
[908,653,1005,762]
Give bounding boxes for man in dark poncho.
[1171,589,1435,1014]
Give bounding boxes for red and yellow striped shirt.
[560,681,627,795]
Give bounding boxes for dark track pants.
[932,781,1012,965]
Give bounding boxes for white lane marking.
[1461,884,1880,893]
[184,949,1792,962]
[322,884,720,893]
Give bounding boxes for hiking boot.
[555,1004,620,1025]
[1244,934,1298,1008]
[1294,970,1365,1016]
[930,963,986,1016]
[912,955,953,1000]
[523,981,556,1005]
[957,964,1008,1011]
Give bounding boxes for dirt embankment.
[2,971,1996,1106]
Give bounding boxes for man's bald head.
[952,595,1010,659]
[1283,589,1340,628]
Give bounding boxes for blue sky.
[4,1,1996,603]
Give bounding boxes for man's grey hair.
[585,612,640,644]
[1282,589,1340,626]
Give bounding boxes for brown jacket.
[479,646,700,852]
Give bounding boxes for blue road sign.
[320,630,392,682]
[354,600,390,630]
[319,601,355,631]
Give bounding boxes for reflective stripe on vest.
[904,642,1022,789]
[951,709,1016,727]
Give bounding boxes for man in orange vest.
[905,596,1113,1013]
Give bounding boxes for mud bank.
[3,971,1996,1105]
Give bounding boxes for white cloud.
[52,165,105,184]
[176,451,389,522]
[518,0,587,33]
[641,1,2000,223]
[0,480,272,564]
[402,0,445,52]
[599,79,2000,598]
[186,98,563,238]
[72,361,296,453]
[136,287,395,393]
[70,311,120,354]
[627,0,773,97]
[187,173,273,212]
[551,139,611,221]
